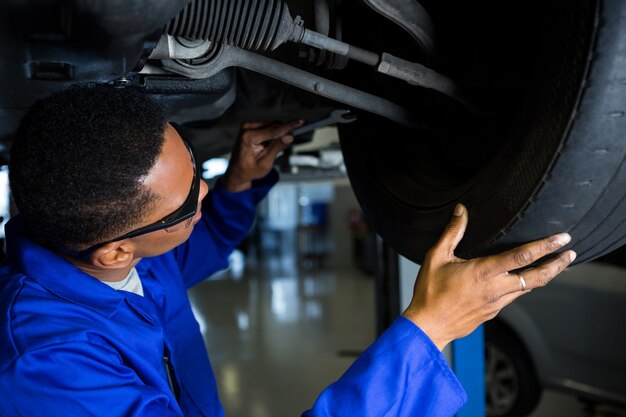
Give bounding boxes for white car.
[485,251,626,417]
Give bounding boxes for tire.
[339,0,626,263]
[485,321,541,417]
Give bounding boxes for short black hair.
[9,84,167,251]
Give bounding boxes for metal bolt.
[176,36,206,48]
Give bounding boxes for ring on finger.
[517,274,527,291]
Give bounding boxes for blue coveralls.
[0,171,466,416]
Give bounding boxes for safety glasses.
[109,135,199,240]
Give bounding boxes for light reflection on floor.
[188,253,376,417]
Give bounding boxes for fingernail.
[453,203,464,216]
[569,250,577,262]
[552,233,571,245]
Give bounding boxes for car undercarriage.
[2,0,626,265]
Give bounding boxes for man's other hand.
[402,203,576,351]
[223,120,304,192]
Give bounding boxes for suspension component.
[165,0,297,51]
[164,0,467,109]
[161,44,418,128]
[164,0,387,66]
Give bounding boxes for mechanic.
[0,84,575,416]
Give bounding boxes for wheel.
[485,321,541,417]
[339,0,626,263]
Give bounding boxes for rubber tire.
[339,0,626,264]
[485,321,542,417]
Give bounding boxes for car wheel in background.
[485,321,541,417]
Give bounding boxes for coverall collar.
[4,216,127,318]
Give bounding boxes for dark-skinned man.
[0,85,575,416]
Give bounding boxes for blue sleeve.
[172,169,278,288]
[0,342,181,417]
[302,317,467,417]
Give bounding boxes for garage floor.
[188,251,623,417]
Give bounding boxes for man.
[0,85,575,416]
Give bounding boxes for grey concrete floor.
[188,254,377,417]
[188,252,623,417]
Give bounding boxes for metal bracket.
[149,34,213,60]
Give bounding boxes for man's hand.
[403,203,576,351]
[223,120,304,192]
